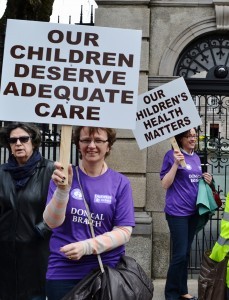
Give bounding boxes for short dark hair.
[0,122,41,151]
[73,126,116,159]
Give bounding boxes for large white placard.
[0,19,142,129]
[133,77,202,149]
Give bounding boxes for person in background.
[209,192,229,300]
[0,122,54,300]
[160,128,213,300]
[43,126,135,300]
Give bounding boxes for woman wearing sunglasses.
[43,126,135,300]
[0,122,54,300]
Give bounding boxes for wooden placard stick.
[170,136,186,168]
[59,125,73,185]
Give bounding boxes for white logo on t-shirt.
[71,188,83,200]
[186,164,192,170]
[94,194,112,204]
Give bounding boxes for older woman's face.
[9,128,34,165]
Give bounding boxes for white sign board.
[0,19,142,129]
[133,77,202,149]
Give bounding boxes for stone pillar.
[128,212,152,277]
[95,0,153,277]
[214,0,229,30]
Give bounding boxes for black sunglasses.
[8,136,31,144]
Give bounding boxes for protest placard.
[133,77,202,150]
[0,19,142,130]
[0,19,142,182]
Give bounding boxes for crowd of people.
[0,123,226,300]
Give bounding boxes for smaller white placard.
[133,77,202,150]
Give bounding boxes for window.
[210,124,219,138]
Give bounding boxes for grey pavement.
[153,279,198,300]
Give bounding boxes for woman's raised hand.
[52,162,73,189]
[173,149,184,165]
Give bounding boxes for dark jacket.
[0,157,54,300]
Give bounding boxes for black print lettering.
[47,30,99,46]
[10,45,134,68]
[3,82,134,105]
[137,94,183,121]
[144,116,191,142]
[35,103,100,120]
[14,64,127,86]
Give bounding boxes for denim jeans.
[165,213,199,300]
[46,279,81,300]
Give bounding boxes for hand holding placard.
[170,137,186,168]
[59,125,72,185]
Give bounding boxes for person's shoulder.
[167,148,173,154]
[39,157,55,171]
[40,157,54,165]
[193,151,200,157]
[192,152,201,160]
[0,163,10,177]
[108,168,124,176]
[108,168,130,183]
[45,158,55,165]
[163,149,173,157]
[0,163,6,171]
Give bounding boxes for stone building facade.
[95,0,229,279]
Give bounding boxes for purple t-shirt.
[46,167,135,280]
[160,149,202,216]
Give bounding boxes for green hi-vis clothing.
[210,192,229,287]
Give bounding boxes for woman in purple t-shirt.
[160,128,212,300]
[43,126,135,300]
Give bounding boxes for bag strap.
[76,167,105,273]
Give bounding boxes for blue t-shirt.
[46,167,135,280]
[160,149,202,216]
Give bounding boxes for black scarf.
[4,150,42,189]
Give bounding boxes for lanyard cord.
[76,167,104,273]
